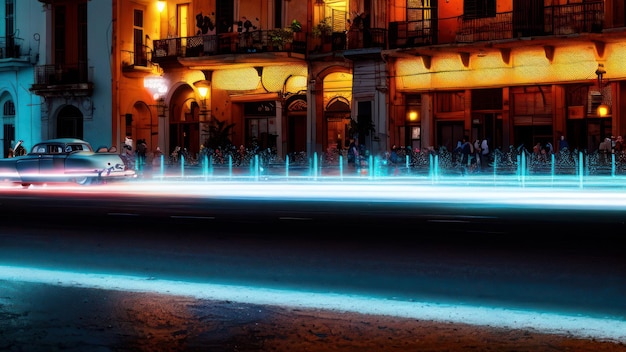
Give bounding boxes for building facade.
[0,0,43,157]
[6,0,626,166]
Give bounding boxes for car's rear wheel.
[75,177,93,185]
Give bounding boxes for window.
[54,5,66,64]
[5,0,14,56]
[134,9,147,66]
[436,91,465,113]
[464,0,496,19]
[3,101,15,116]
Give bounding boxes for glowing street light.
[595,64,609,117]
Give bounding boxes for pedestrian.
[559,135,569,151]
[136,139,147,166]
[348,138,359,167]
[152,147,163,167]
[460,136,473,166]
[480,138,490,169]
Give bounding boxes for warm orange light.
[157,1,166,12]
[194,80,210,98]
[197,86,208,98]
[408,111,419,121]
[597,104,609,117]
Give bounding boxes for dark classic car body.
[0,138,136,186]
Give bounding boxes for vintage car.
[0,138,136,186]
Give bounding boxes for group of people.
[347,138,368,167]
[454,137,491,171]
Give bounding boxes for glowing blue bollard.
[180,155,185,178]
[579,151,583,188]
[203,155,209,180]
[159,154,165,179]
[228,155,233,180]
[405,155,410,174]
[313,152,318,181]
[285,155,289,178]
[339,155,343,181]
[518,153,526,187]
[551,154,555,181]
[612,153,616,177]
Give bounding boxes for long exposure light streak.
[1,265,624,343]
[2,176,625,344]
[10,177,626,211]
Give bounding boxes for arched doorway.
[325,97,351,151]
[57,105,84,139]
[169,98,200,160]
[130,102,155,154]
[1,95,15,158]
[286,94,307,154]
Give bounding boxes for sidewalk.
[2,279,624,351]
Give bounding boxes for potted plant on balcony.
[269,27,293,51]
[290,19,302,33]
[312,17,332,38]
[290,19,305,42]
[312,17,333,52]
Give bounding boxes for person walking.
[559,135,569,151]
[480,138,490,169]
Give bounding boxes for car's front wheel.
[74,177,93,185]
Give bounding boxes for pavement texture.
[1,280,625,352]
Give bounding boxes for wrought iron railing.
[32,63,91,86]
[455,1,604,43]
[389,20,435,49]
[152,29,307,62]
[0,36,24,59]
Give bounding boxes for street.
[0,179,625,351]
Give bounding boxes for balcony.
[121,47,157,77]
[151,29,308,67]
[0,36,24,59]
[455,0,604,43]
[0,36,32,69]
[30,63,93,98]
[389,21,435,49]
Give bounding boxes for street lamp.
[194,80,209,108]
[194,80,211,122]
[595,64,609,117]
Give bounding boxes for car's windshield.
[66,143,92,152]
[30,142,93,154]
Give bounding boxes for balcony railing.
[152,30,307,63]
[151,27,388,63]
[455,0,604,43]
[545,1,604,35]
[30,63,93,97]
[0,36,24,59]
[33,63,91,86]
[121,46,155,72]
[389,20,435,49]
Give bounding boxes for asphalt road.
[0,180,624,350]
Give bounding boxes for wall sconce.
[407,110,419,122]
[194,80,210,108]
[157,1,166,13]
[595,63,609,117]
[597,104,609,117]
[157,98,166,117]
[595,63,606,88]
